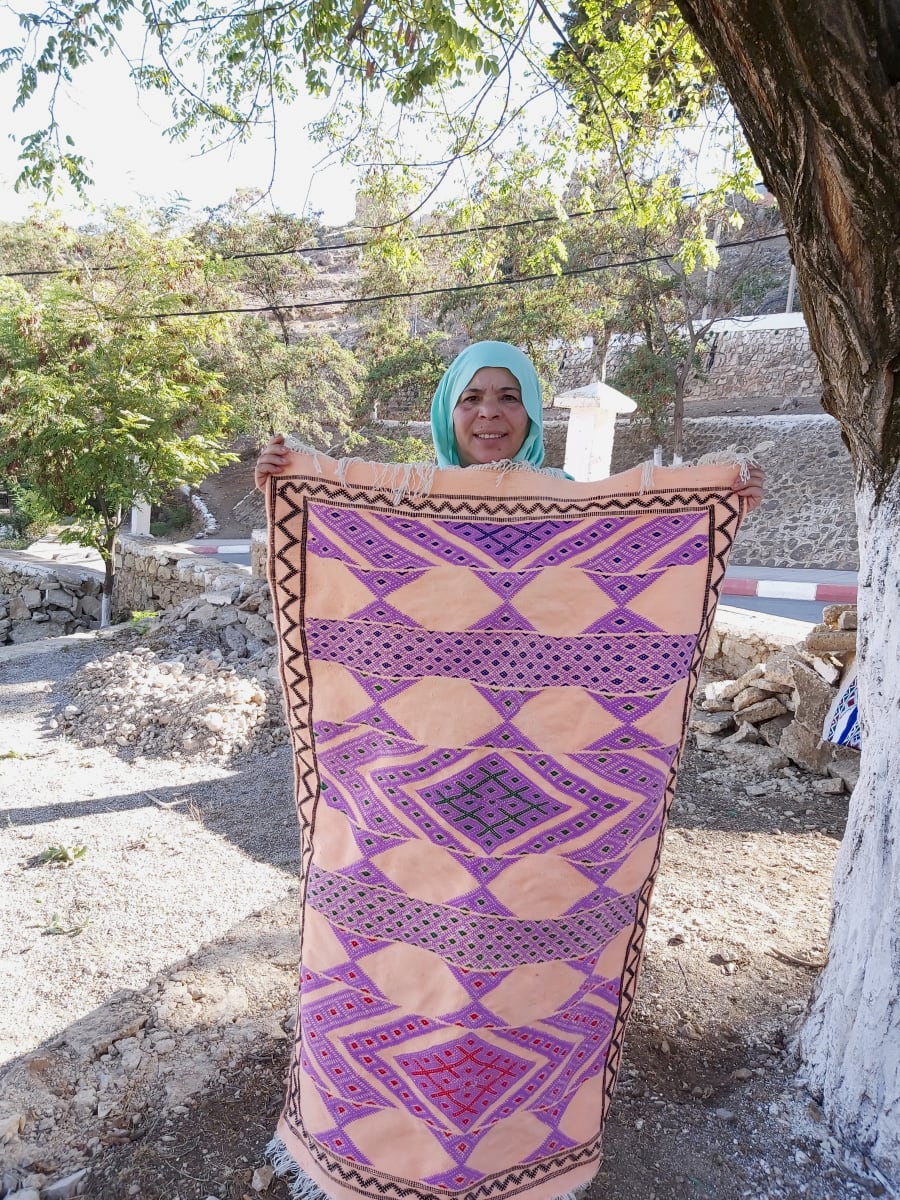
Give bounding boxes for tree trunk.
[101,537,116,628]
[673,0,900,1178]
[797,468,900,1174]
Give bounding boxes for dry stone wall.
[0,559,103,645]
[112,536,258,618]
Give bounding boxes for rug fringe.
[283,439,325,474]
[267,1135,331,1200]
[693,440,773,482]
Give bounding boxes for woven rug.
[266,452,746,1200]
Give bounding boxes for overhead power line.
[108,231,789,321]
[0,184,753,279]
[0,206,613,280]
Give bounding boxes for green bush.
[7,481,58,539]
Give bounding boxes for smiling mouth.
[474,432,508,439]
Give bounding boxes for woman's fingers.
[735,464,765,513]
[255,435,291,491]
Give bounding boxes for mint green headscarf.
[430,341,546,469]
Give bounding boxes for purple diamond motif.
[397,1033,532,1130]
[418,755,570,853]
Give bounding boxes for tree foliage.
[0,217,234,604]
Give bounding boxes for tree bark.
[672,0,900,1178]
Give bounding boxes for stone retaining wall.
[0,559,103,645]
[381,324,821,420]
[605,414,857,571]
[112,536,252,618]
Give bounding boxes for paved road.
[721,595,826,623]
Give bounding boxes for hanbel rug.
[266,451,748,1200]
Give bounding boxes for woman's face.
[452,366,531,467]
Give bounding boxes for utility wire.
[103,231,789,321]
[0,185,747,279]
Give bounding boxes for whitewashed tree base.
[798,467,900,1182]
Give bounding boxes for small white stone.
[0,1112,24,1143]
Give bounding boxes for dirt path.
[0,632,885,1200]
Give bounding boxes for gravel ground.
[0,626,891,1200]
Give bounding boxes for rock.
[699,696,734,713]
[704,678,740,703]
[779,722,834,774]
[9,621,52,643]
[13,1190,41,1200]
[837,609,857,630]
[762,651,803,689]
[828,748,861,793]
[689,711,735,736]
[715,1108,737,1122]
[8,594,33,620]
[737,696,789,725]
[720,742,790,770]
[42,1169,88,1200]
[73,1088,97,1114]
[732,685,771,712]
[188,603,220,623]
[223,624,248,653]
[120,1048,143,1073]
[822,603,857,629]
[791,662,838,731]
[693,732,724,753]
[80,594,102,619]
[704,665,765,704]
[204,588,240,607]
[812,776,845,794]
[721,721,760,746]
[0,1112,24,1143]
[252,1165,275,1192]
[63,992,148,1060]
[804,629,857,655]
[46,588,78,611]
[805,655,842,685]
[752,677,794,696]
[757,715,793,748]
[243,613,275,642]
[22,587,43,608]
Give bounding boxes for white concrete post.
[130,500,152,536]
[553,379,637,481]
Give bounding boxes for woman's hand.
[735,464,764,513]
[255,434,291,492]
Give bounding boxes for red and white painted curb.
[185,543,251,555]
[722,577,857,603]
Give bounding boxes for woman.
[258,340,764,1200]
[255,339,764,506]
